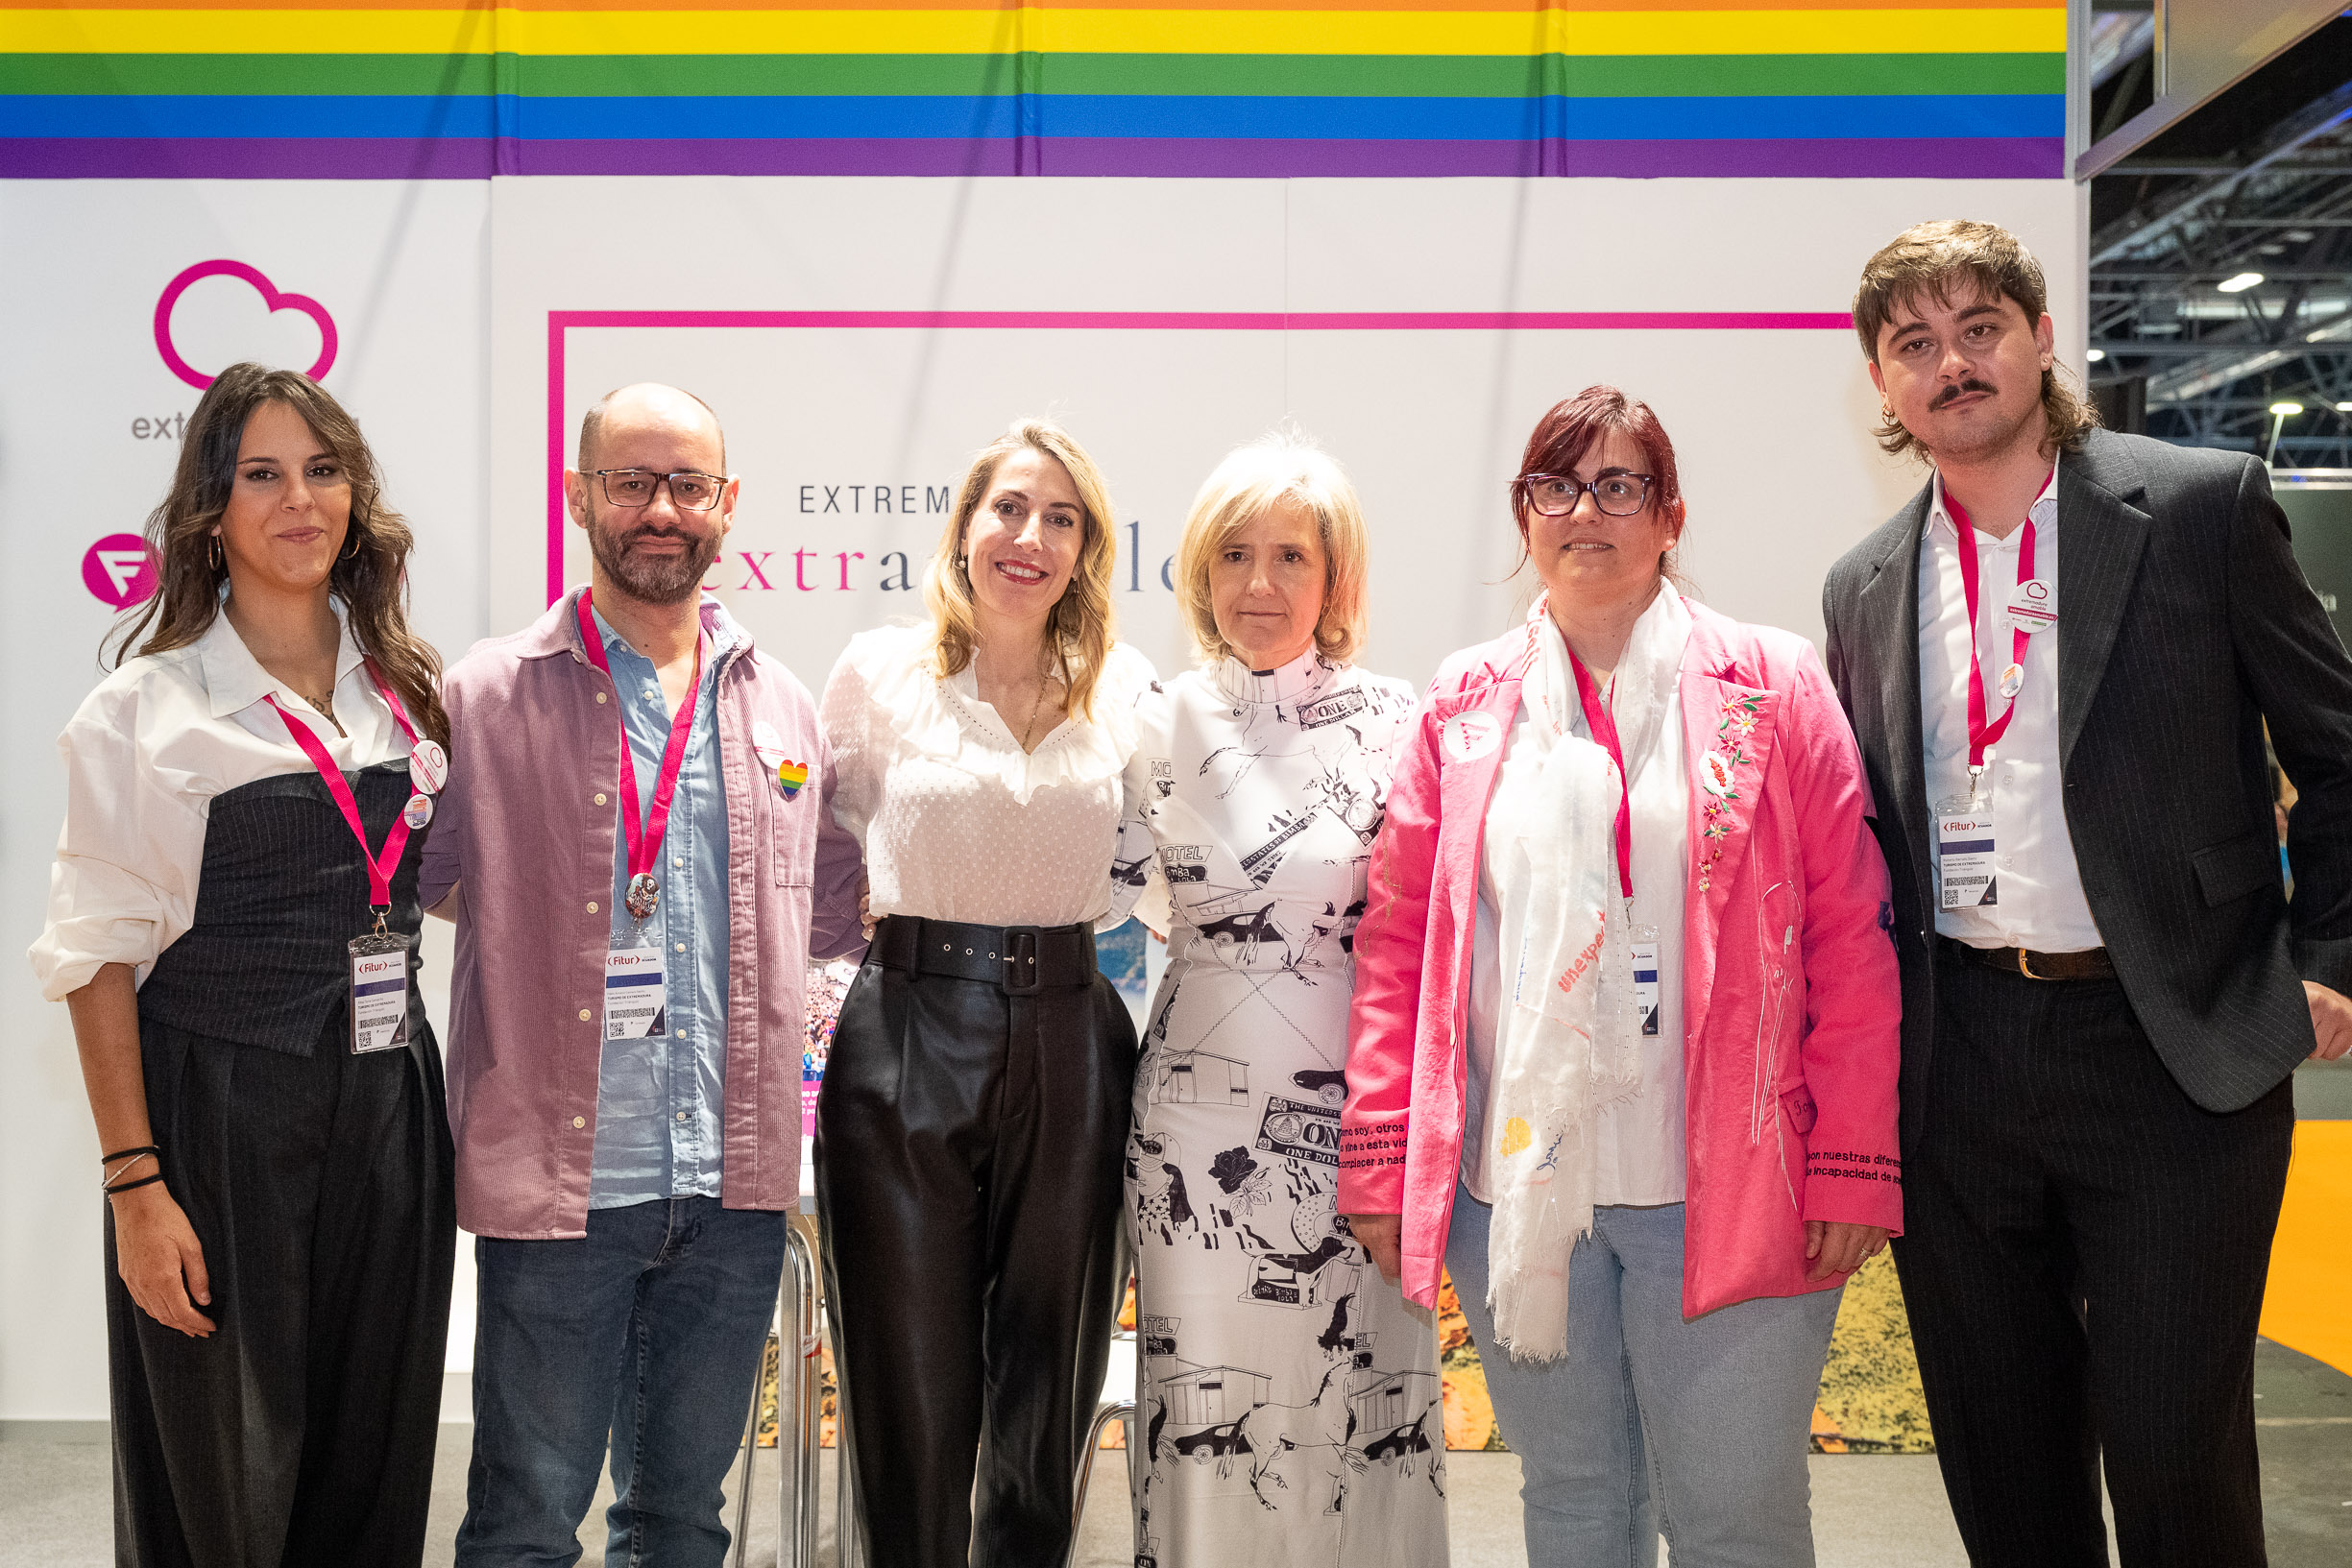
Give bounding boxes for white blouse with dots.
[817,622,1157,931]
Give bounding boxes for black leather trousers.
[815,916,1138,1568]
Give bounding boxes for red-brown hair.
[1509,386,1686,582]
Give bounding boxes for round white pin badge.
[1441,711,1504,763]
[402,792,435,830]
[407,737,449,795]
[2006,578,2057,634]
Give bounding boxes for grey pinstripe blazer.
[1823,427,2352,1144]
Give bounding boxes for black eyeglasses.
[1517,471,1656,518]
[592,470,727,511]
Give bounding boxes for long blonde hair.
[923,419,1121,721]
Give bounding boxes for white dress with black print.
[1112,651,1447,1568]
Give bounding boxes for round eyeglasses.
[592,470,726,511]
[1517,471,1656,518]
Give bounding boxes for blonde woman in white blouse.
[816,419,1154,1568]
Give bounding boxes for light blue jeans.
[1445,1184,1842,1568]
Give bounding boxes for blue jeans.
[455,1196,788,1568]
[1445,1185,1841,1568]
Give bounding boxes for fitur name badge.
[1936,805,1999,909]
[350,933,412,1052]
[263,665,431,1055]
[604,942,667,1041]
[1632,936,1662,1035]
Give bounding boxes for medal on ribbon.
[626,870,661,921]
[578,590,703,929]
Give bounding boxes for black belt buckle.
[1001,927,1043,995]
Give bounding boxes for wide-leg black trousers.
[815,917,1138,1568]
[1894,947,2295,1568]
[109,1016,457,1568]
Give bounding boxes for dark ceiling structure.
[2085,11,2352,468]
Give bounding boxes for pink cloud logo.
[83,533,158,609]
[153,259,337,390]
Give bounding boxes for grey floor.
[8,1059,2344,1566]
[5,1346,2347,1568]
[0,1435,1969,1567]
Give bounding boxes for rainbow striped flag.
[0,1,2065,179]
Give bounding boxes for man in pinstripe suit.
[1822,220,2352,1567]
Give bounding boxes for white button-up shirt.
[30,603,415,1001]
[1918,457,2105,953]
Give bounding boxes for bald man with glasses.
[427,383,866,1566]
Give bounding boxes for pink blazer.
[1340,597,1903,1318]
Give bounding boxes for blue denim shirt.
[590,604,734,1208]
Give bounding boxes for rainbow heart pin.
[775,759,809,801]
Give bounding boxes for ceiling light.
[2218,273,2265,293]
[2338,401,2352,413]
[2286,230,2315,243]
[2086,348,2107,361]
[2270,401,2304,416]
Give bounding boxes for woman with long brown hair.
[29,363,456,1566]
[815,418,1154,1567]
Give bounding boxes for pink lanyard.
[575,590,702,918]
[1564,643,1637,905]
[1946,473,2048,781]
[264,663,423,921]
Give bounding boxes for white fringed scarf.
[1482,590,1685,1362]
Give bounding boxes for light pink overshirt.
[1341,598,1903,1319]
[422,591,867,1240]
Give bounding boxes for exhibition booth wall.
[0,1,2082,1428]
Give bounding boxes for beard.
[586,510,722,605]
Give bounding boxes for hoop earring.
[206,534,223,571]
[340,529,362,563]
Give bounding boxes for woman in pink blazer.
[1341,387,1903,1567]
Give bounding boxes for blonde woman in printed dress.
[1113,434,1445,1568]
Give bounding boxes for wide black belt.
[870,915,1098,996]
[1940,936,2116,982]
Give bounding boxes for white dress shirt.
[1918,457,2105,952]
[30,604,418,1001]
[1465,588,1692,1207]
[819,623,1156,930]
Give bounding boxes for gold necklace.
[1017,658,1060,753]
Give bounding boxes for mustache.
[1930,379,1998,410]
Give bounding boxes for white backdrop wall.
[2,174,2080,1424]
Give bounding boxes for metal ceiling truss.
[2088,73,2352,467]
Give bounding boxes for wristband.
[100,1144,160,1165]
[104,1171,167,1195]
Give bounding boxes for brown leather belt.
[1940,937,2115,982]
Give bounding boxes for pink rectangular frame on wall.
[544,308,1851,605]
